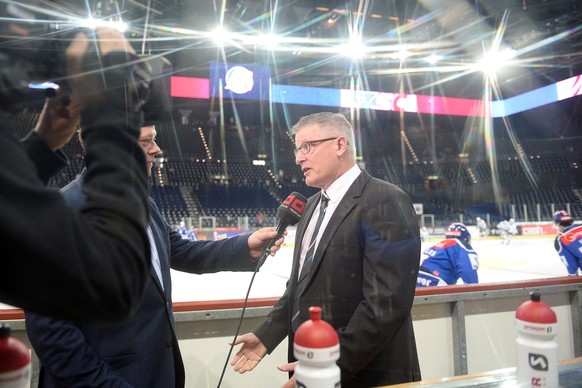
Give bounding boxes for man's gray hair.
[290,112,356,156]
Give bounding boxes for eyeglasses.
[293,137,338,156]
[138,137,158,150]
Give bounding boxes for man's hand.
[277,362,298,388]
[230,333,268,373]
[65,27,149,111]
[34,93,80,151]
[247,227,286,260]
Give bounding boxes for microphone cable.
[215,247,270,388]
[215,191,305,387]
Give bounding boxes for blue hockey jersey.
[554,224,582,276]
[417,238,479,287]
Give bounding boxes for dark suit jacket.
[25,170,257,388]
[254,170,422,387]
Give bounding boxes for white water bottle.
[515,291,559,388]
[294,306,341,388]
[0,324,31,388]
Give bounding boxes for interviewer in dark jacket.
[25,124,284,388]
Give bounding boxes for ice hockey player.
[476,217,488,237]
[553,210,582,276]
[497,218,517,245]
[417,223,479,287]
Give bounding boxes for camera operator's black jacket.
[0,107,152,321]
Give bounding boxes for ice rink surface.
[169,231,569,303]
[1,231,569,310]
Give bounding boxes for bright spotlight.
[212,26,229,46]
[339,40,366,59]
[255,33,281,50]
[79,17,127,32]
[425,53,443,64]
[478,48,516,76]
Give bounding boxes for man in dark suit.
[231,112,422,387]
[25,124,284,388]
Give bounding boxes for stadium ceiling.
[95,0,582,100]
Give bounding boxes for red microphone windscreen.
[277,192,307,226]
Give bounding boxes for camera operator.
[1,25,154,322]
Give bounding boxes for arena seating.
[8,107,580,228]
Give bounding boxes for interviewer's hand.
[34,92,80,151]
[230,333,268,373]
[248,227,286,259]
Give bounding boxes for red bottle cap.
[0,325,31,372]
[294,306,339,349]
[515,292,557,324]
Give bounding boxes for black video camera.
[0,2,171,121]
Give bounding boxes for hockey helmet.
[553,210,573,224]
[445,223,471,243]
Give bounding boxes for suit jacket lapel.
[298,171,370,287]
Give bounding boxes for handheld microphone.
[216,192,307,387]
[264,191,307,253]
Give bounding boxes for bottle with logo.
[0,323,31,388]
[515,291,559,388]
[294,306,340,388]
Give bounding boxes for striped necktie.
[292,192,330,329]
[299,192,330,277]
